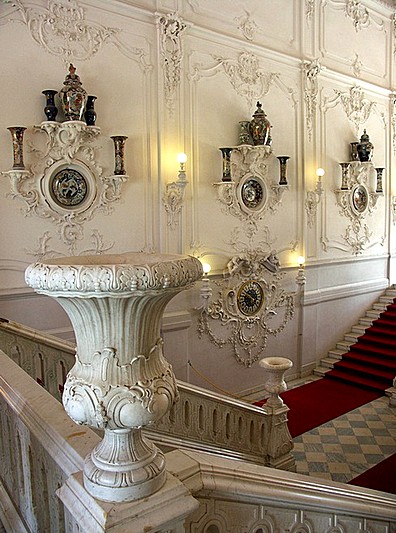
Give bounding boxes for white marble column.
[26,252,203,503]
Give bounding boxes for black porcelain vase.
[85,95,97,126]
[42,89,58,121]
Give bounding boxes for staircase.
[314,285,396,396]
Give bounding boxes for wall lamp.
[163,152,188,229]
[305,168,325,227]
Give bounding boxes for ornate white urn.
[259,356,293,407]
[25,252,203,503]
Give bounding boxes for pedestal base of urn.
[83,428,166,503]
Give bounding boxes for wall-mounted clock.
[237,280,264,316]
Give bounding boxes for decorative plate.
[50,168,88,207]
[351,184,368,214]
[241,178,264,209]
[237,280,264,316]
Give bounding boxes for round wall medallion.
[351,184,368,214]
[237,280,264,316]
[50,168,88,207]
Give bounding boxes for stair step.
[360,331,396,345]
[345,332,361,343]
[358,317,374,328]
[336,341,353,352]
[343,350,396,370]
[379,296,396,305]
[313,366,330,377]
[328,349,345,360]
[350,325,367,335]
[366,310,382,320]
[332,360,395,380]
[373,303,389,312]
[319,357,339,369]
[326,370,389,392]
[350,342,396,358]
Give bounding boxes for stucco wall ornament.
[198,251,294,368]
[190,50,296,108]
[235,10,258,41]
[391,93,396,154]
[326,85,375,136]
[215,144,289,222]
[305,0,315,25]
[334,161,383,254]
[330,0,384,32]
[156,12,189,115]
[25,229,114,260]
[303,59,323,142]
[2,0,151,68]
[3,121,128,254]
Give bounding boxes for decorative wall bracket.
[334,161,383,254]
[3,121,128,253]
[214,145,289,221]
[198,251,294,368]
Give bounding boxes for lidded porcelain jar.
[59,63,87,121]
[357,129,374,162]
[249,101,271,146]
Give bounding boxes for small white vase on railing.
[259,356,293,407]
[25,252,203,503]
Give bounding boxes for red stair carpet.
[326,299,396,392]
[255,298,396,438]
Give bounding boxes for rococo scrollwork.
[198,251,294,368]
[334,162,383,255]
[3,121,128,254]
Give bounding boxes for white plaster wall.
[0,0,394,395]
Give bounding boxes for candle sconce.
[163,152,189,229]
[305,168,325,227]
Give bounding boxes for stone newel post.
[25,252,203,503]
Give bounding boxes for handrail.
[0,318,294,470]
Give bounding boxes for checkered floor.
[292,396,396,484]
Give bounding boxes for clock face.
[237,280,264,316]
[352,184,368,214]
[50,168,88,208]
[241,178,264,209]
